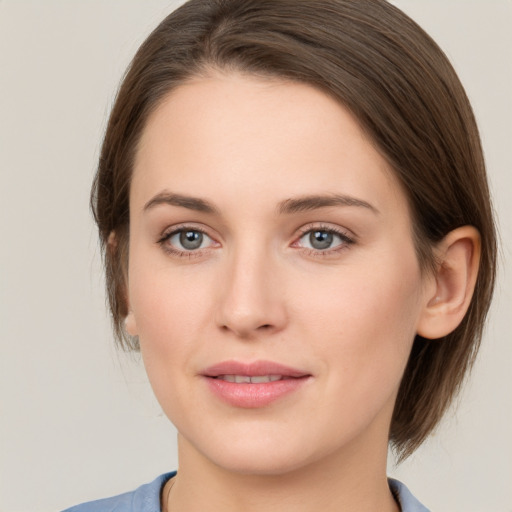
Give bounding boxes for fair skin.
[124,72,480,512]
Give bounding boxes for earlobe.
[107,230,118,250]
[417,226,481,340]
[124,310,139,337]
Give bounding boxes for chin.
[181,425,339,478]
[210,448,314,477]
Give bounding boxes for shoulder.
[61,472,176,512]
[388,478,431,512]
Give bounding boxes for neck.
[166,434,399,512]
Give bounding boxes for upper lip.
[202,360,310,378]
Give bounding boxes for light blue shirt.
[61,472,430,511]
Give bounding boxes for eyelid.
[159,222,211,240]
[294,223,356,241]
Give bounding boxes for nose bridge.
[216,238,286,337]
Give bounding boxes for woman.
[63,0,496,510]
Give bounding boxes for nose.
[215,246,288,339]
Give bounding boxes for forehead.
[131,72,408,219]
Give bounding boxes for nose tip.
[215,256,287,339]
[218,299,286,338]
[219,317,278,338]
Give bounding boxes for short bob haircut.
[91,0,496,460]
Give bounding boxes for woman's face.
[126,72,433,475]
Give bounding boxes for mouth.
[202,360,310,379]
[202,360,311,408]
[214,374,292,383]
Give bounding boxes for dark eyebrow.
[143,192,219,214]
[278,194,379,215]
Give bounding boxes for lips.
[217,374,283,383]
[203,360,309,378]
[202,360,311,408]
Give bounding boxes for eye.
[162,228,216,252]
[297,228,354,252]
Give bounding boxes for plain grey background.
[1,1,511,511]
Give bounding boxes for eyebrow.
[277,194,379,215]
[143,191,378,216]
[143,192,219,214]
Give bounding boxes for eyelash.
[294,224,355,257]
[157,224,216,259]
[157,224,356,259]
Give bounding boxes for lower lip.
[204,377,310,408]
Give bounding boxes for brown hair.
[91,0,497,460]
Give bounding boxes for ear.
[108,230,138,336]
[417,226,481,340]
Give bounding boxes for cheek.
[130,270,208,414]
[293,251,423,400]
[296,251,422,335]
[128,256,220,385]
[132,273,208,345]
[129,229,213,322]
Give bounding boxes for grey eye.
[298,229,349,251]
[168,230,212,251]
[309,230,333,250]
[180,230,203,250]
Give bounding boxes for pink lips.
[202,360,311,408]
